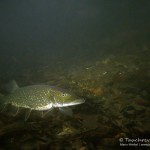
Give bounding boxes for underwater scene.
[0,0,150,149]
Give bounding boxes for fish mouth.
[65,98,85,106]
[53,98,85,107]
[73,98,85,105]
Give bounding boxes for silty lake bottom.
[0,32,150,149]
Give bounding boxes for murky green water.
[0,0,150,149]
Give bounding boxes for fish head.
[52,89,85,107]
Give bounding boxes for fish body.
[1,81,85,120]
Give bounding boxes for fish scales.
[4,85,54,110]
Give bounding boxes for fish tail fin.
[0,103,7,113]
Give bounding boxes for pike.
[0,81,85,121]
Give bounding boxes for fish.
[0,81,85,121]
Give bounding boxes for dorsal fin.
[5,80,19,93]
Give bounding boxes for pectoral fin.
[24,109,32,121]
[59,107,73,116]
[41,107,54,118]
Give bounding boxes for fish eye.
[62,93,67,97]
